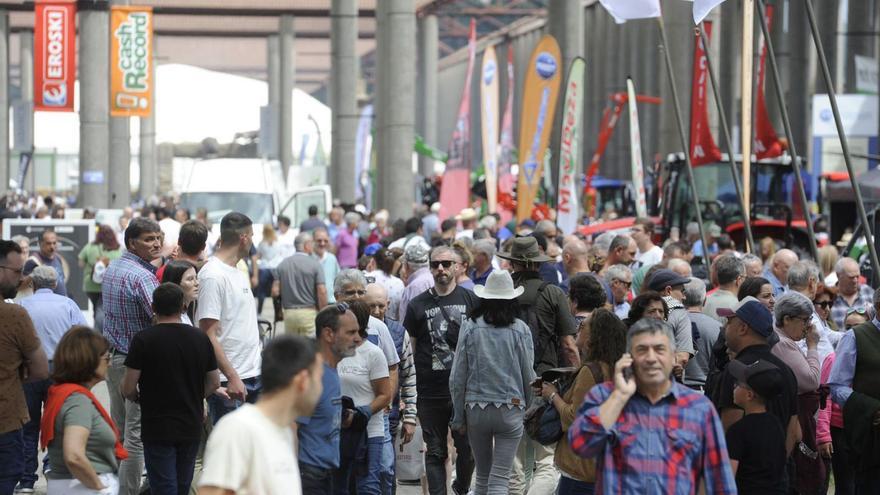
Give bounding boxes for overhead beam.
[154,29,375,39]
[3,2,377,17]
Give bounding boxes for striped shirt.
[102,251,159,353]
[386,317,417,424]
[569,381,736,495]
[831,284,875,331]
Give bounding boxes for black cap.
[728,359,784,400]
[647,269,691,292]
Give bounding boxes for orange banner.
[516,35,562,222]
[110,6,152,117]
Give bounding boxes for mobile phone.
[622,365,634,382]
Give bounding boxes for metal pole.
[657,17,710,276]
[755,0,819,262]
[803,0,880,282]
[699,25,755,254]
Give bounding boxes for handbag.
[524,362,604,445]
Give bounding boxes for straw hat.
[474,270,525,300]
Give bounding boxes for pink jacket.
[817,352,843,445]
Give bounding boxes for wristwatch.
[548,392,557,403]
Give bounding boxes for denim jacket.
[449,316,536,428]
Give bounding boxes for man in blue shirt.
[16,265,86,492]
[763,249,797,298]
[297,304,362,492]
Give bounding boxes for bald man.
[667,258,693,278]
[763,249,798,298]
[831,257,875,330]
[562,240,590,279]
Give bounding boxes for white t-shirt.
[338,340,390,438]
[636,245,663,268]
[368,316,400,367]
[197,257,262,381]
[198,404,301,495]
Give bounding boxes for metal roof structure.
[0,0,547,97]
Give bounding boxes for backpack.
[524,362,604,445]
[517,281,551,370]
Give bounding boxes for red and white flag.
[598,0,660,23]
[689,21,722,166]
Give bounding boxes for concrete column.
[279,15,295,180]
[267,35,280,160]
[658,1,694,157]
[720,0,741,149]
[0,12,8,190]
[417,14,438,179]
[78,7,110,207]
[374,5,387,206]
[377,0,415,220]
[331,0,358,202]
[841,0,875,93]
[108,0,131,208]
[547,0,583,195]
[19,30,33,191]
[813,0,840,92]
[138,37,157,201]
[768,0,810,158]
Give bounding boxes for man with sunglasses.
[403,246,479,495]
[603,264,633,319]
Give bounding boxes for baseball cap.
[647,269,691,292]
[716,296,774,337]
[727,359,784,400]
[404,242,430,264]
[364,243,382,257]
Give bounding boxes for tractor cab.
[660,153,814,250]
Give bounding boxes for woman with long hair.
[541,309,627,494]
[161,260,199,325]
[738,276,775,312]
[78,224,122,330]
[450,270,535,494]
[41,327,125,494]
[813,284,838,332]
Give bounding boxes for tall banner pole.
[497,46,516,224]
[699,24,755,253]
[741,0,754,225]
[657,16,710,275]
[481,45,500,214]
[515,35,563,223]
[556,57,586,234]
[802,0,880,277]
[626,78,648,219]
[754,0,819,262]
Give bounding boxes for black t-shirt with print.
[403,286,479,400]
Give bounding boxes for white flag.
[598,0,661,24]
[691,0,726,24]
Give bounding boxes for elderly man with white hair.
[741,253,764,278]
[787,260,838,364]
[830,257,875,331]
[17,265,87,492]
[470,239,496,286]
[603,264,633,319]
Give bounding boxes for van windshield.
[180,192,274,225]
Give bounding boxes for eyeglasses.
[430,260,457,270]
[614,279,633,288]
[813,301,832,309]
[341,289,366,297]
[847,307,867,316]
[0,265,22,276]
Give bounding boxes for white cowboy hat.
[474,270,525,300]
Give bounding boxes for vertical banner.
[110,6,153,117]
[439,19,477,220]
[354,104,374,203]
[34,0,76,112]
[496,47,516,223]
[516,35,562,222]
[481,46,500,214]
[689,21,722,166]
[627,78,648,218]
[556,57,586,235]
[754,5,783,159]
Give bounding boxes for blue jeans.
[557,476,595,495]
[143,440,200,495]
[356,436,385,495]
[207,376,261,425]
[0,429,23,495]
[19,378,52,489]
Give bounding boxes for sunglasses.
[847,307,867,316]
[614,279,633,288]
[430,260,457,270]
[813,301,831,309]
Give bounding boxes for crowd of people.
[0,194,879,495]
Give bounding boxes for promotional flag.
[481,46,500,214]
[627,78,648,218]
[689,21,722,166]
[754,5,783,159]
[354,104,373,203]
[599,0,661,24]
[110,6,153,117]
[516,35,562,222]
[556,57,586,235]
[691,0,726,25]
[34,0,76,112]
[497,47,516,223]
[439,19,477,220]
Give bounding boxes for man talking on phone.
[568,318,736,494]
